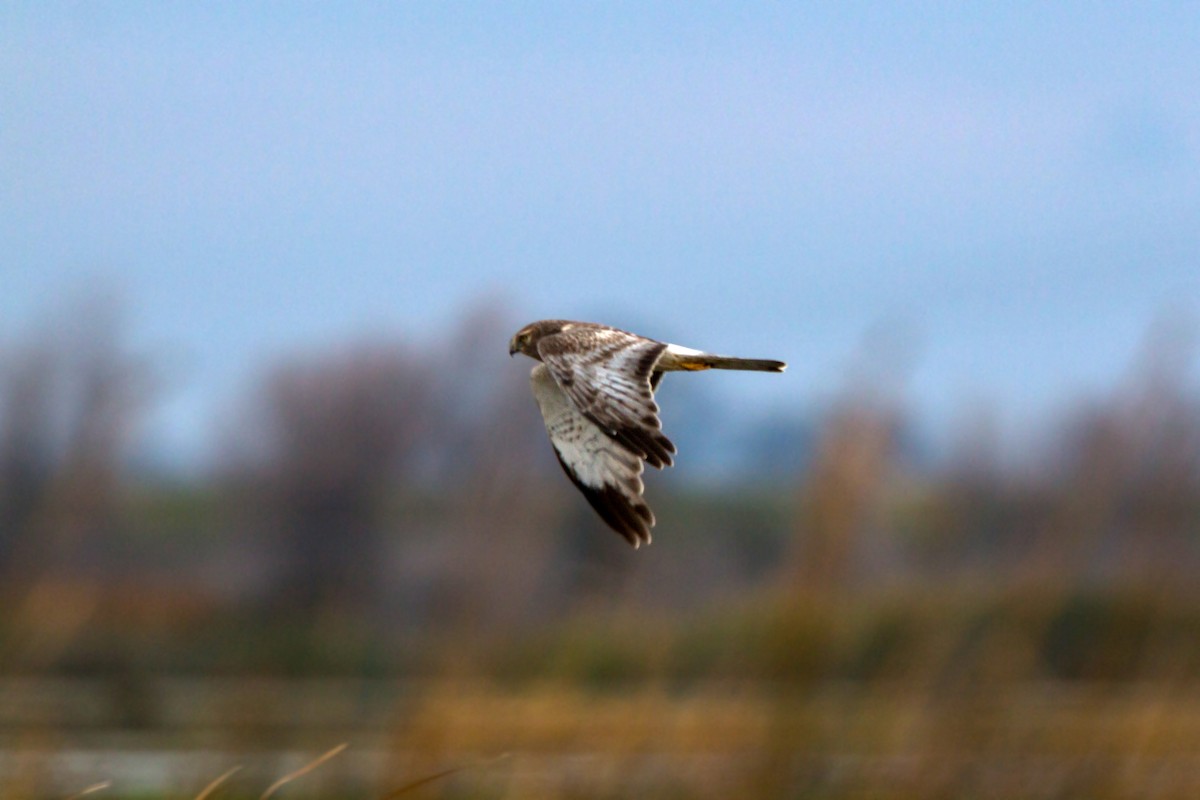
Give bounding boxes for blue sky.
[3,3,1198,461]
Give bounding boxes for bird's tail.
[676,354,786,372]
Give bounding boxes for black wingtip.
[552,451,654,547]
[587,483,654,547]
[614,428,676,470]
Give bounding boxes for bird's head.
[501,319,566,359]
[508,320,568,359]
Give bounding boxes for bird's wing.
[530,364,654,546]
[536,326,676,468]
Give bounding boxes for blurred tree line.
[0,298,1197,687]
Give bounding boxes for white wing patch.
[664,343,705,357]
[530,364,654,546]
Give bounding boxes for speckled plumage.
[510,320,785,547]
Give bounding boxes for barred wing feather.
[536,328,676,468]
[529,364,654,547]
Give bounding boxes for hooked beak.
[508,339,518,357]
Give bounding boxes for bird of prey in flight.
[509,319,786,547]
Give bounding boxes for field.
[5,578,1200,798]
[5,678,1200,798]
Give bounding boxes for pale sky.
[3,3,1198,463]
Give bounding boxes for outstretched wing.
[530,364,654,546]
[536,326,676,468]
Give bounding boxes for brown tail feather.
[679,355,786,372]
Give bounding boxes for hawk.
[509,319,786,547]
